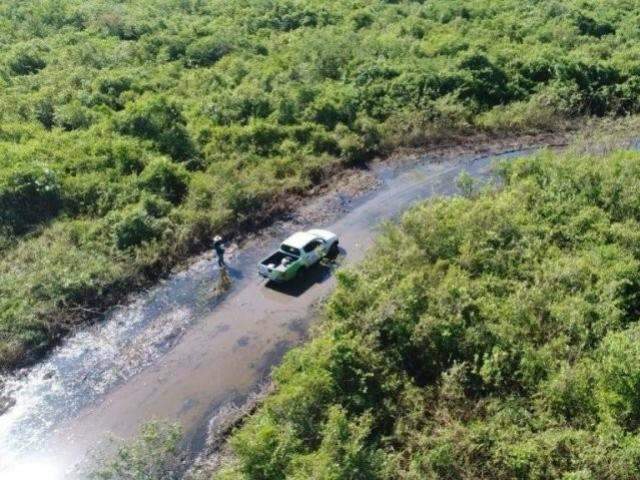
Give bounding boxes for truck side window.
[281,244,300,257]
[303,240,322,253]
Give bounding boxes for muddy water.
[0,148,536,478]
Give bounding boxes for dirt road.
[0,147,536,478]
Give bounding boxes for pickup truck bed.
[261,251,298,271]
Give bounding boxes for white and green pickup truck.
[258,229,339,283]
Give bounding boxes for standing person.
[213,235,226,267]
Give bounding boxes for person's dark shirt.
[214,241,224,255]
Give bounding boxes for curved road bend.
[0,148,535,478]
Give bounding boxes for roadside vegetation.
[3,0,640,368]
[216,149,640,479]
[90,422,184,480]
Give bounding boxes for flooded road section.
[0,148,535,477]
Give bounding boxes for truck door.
[302,240,323,266]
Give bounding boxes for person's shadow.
[222,264,243,280]
[265,247,346,297]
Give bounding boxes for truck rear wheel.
[328,241,339,259]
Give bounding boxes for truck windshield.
[280,244,300,257]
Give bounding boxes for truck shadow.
[265,247,346,297]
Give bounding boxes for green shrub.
[141,193,172,218]
[89,422,183,480]
[476,94,564,133]
[94,75,135,110]
[595,325,640,430]
[62,172,137,217]
[456,52,511,109]
[208,85,273,125]
[288,406,384,479]
[34,96,56,129]
[106,138,147,175]
[252,2,326,32]
[54,101,96,131]
[185,36,232,67]
[351,10,373,30]
[116,96,195,161]
[574,14,615,38]
[186,172,229,212]
[111,206,163,250]
[97,13,151,41]
[8,47,47,75]
[138,157,189,204]
[0,164,61,233]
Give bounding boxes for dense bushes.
[138,157,189,204]
[3,0,640,368]
[185,36,232,67]
[8,46,47,75]
[218,151,640,479]
[116,96,195,162]
[0,165,61,234]
[111,205,168,250]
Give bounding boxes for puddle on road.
[0,147,539,477]
[0,256,230,468]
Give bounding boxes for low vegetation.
[2,0,640,367]
[89,422,183,480]
[217,149,640,479]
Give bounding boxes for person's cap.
[214,235,222,242]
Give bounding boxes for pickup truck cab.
[258,229,339,283]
